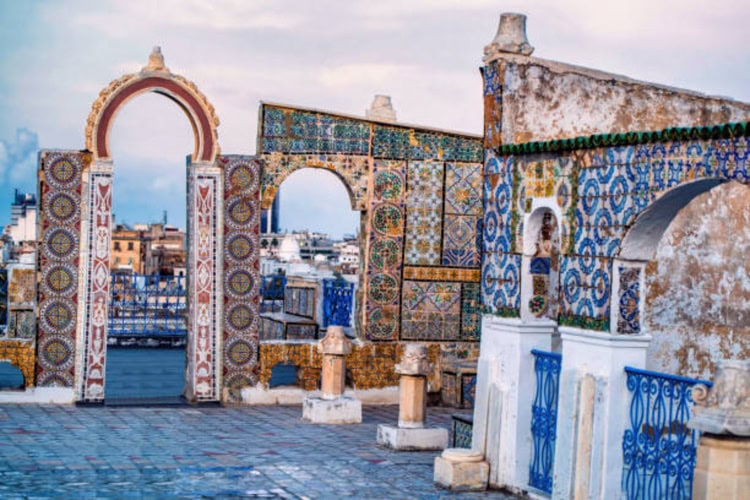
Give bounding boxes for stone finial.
[483,13,534,63]
[689,360,750,436]
[395,344,429,376]
[142,46,170,73]
[318,326,352,356]
[366,95,397,123]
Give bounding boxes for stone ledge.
[302,396,362,424]
[376,424,448,451]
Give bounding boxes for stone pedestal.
[692,435,750,499]
[377,344,448,450]
[302,327,362,424]
[689,360,750,500]
[434,448,489,491]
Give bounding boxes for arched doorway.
[36,48,227,403]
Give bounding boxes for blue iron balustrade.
[622,366,712,500]
[109,273,187,336]
[529,349,562,495]
[322,278,354,328]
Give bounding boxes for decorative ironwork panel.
[452,414,474,449]
[36,151,85,388]
[322,279,354,328]
[622,367,712,500]
[109,274,186,336]
[529,349,562,495]
[221,156,262,402]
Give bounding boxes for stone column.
[689,360,750,499]
[302,326,362,424]
[377,344,448,450]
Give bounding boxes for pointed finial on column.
[483,13,534,63]
[142,46,170,73]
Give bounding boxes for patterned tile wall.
[405,161,444,266]
[401,281,461,340]
[259,103,484,342]
[221,156,262,402]
[484,136,750,330]
[36,151,86,387]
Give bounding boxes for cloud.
[0,128,38,187]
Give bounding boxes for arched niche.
[521,204,562,322]
[611,178,728,335]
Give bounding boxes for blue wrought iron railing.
[622,367,712,500]
[0,269,7,327]
[322,278,354,328]
[529,349,562,495]
[109,273,186,336]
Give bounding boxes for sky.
[0,0,748,238]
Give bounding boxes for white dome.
[278,234,301,262]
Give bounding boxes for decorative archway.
[37,47,229,402]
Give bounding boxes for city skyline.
[1,1,748,233]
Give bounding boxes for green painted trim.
[498,121,750,156]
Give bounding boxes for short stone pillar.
[688,360,750,499]
[302,326,362,424]
[377,344,448,450]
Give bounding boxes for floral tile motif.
[405,161,444,266]
[460,282,481,340]
[401,281,462,340]
[445,163,482,215]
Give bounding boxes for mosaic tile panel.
[442,215,481,267]
[36,151,85,388]
[402,267,480,282]
[405,161,444,266]
[261,106,371,156]
[79,170,112,401]
[365,160,406,340]
[460,282,481,340]
[445,163,483,215]
[401,281,461,340]
[187,167,221,402]
[8,310,35,339]
[618,266,641,334]
[221,156,262,402]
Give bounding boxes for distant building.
[2,191,37,262]
[111,222,186,275]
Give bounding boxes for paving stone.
[0,404,516,498]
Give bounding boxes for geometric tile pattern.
[221,156,262,402]
[483,134,750,330]
[460,282,481,339]
[443,162,482,267]
[405,161,444,266]
[79,169,113,401]
[187,166,222,401]
[401,281,461,340]
[36,151,85,388]
[617,266,641,334]
[365,160,406,340]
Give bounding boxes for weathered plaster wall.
[644,181,750,379]
[493,55,750,145]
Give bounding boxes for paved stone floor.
[0,404,517,499]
